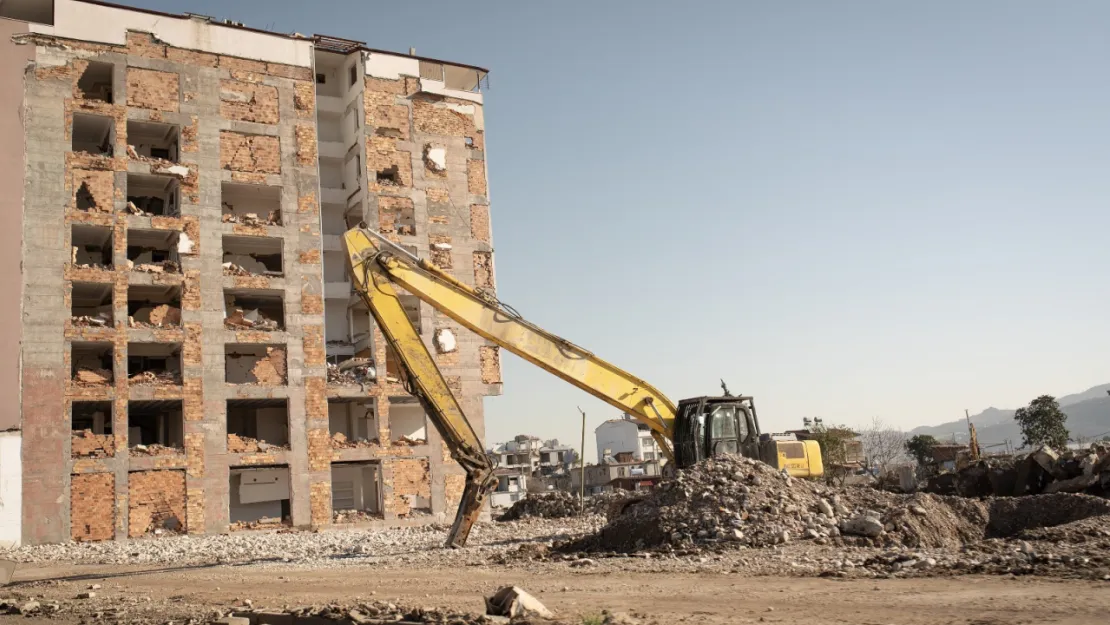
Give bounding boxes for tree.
[904,434,939,466]
[1014,395,1069,450]
[859,416,907,474]
[807,422,858,485]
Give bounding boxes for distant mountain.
[909,384,1110,449]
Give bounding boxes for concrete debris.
[485,586,554,619]
[130,443,182,456]
[498,491,630,522]
[125,200,149,215]
[222,262,252,276]
[128,370,180,385]
[326,359,376,385]
[557,454,1110,555]
[72,312,111,327]
[71,430,114,457]
[129,259,181,274]
[152,164,191,178]
[74,368,112,385]
[329,432,378,449]
[225,308,279,331]
[129,304,181,328]
[222,211,281,226]
[126,144,139,159]
[227,434,288,454]
[332,509,378,525]
[923,444,1110,499]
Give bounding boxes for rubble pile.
[125,200,150,216]
[130,443,183,456]
[329,432,378,449]
[925,444,1110,498]
[558,455,1110,554]
[71,430,114,457]
[326,358,377,385]
[222,210,281,226]
[223,262,252,276]
[73,368,112,385]
[128,304,181,328]
[227,434,288,454]
[71,312,111,327]
[332,509,379,524]
[497,491,586,522]
[127,370,180,385]
[225,307,280,331]
[129,259,181,274]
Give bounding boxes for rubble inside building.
[127,229,184,274]
[71,429,115,458]
[326,358,376,385]
[222,235,283,277]
[71,224,113,269]
[227,433,290,453]
[224,291,283,331]
[71,343,113,386]
[222,211,281,226]
[128,401,184,454]
[70,282,113,327]
[127,344,182,386]
[328,432,377,449]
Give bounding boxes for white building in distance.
[595,414,662,464]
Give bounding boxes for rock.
[485,586,554,619]
[77,591,96,599]
[817,499,834,517]
[841,515,884,538]
[211,618,250,625]
[89,584,101,590]
[19,600,40,613]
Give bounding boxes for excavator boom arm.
[344,227,678,547]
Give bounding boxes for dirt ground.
[2,560,1109,625]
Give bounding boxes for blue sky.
[129,0,1110,458]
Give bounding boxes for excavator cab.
[671,396,761,468]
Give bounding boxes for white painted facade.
[595,416,661,464]
[29,0,314,66]
[0,432,20,548]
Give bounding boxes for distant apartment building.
[595,414,662,464]
[0,0,499,545]
[571,456,661,495]
[488,435,574,477]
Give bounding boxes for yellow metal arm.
[343,227,678,454]
[344,232,494,548]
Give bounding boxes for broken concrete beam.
[485,586,553,619]
[1044,473,1099,494]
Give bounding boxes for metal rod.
[578,406,587,508]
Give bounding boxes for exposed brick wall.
[480,346,501,384]
[467,160,487,196]
[378,197,415,235]
[128,470,186,537]
[219,79,279,124]
[70,169,114,212]
[366,137,412,190]
[302,325,324,366]
[429,235,452,269]
[71,473,114,541]
[444,473,466,511]
[71,431,114,457]
[469,204,490,243]
[310,481,331,526]
[473,252,493,288]
[220,131,281,173]
[295,125,317,165]
[293,81,315,117]
[388,458,431,515]
[127,68,180,112]
[307,428,330,471]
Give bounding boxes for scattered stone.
[484,586,553,619]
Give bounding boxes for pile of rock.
[924,444,1110,499]
[329,432,378,449]
[71,312,111,327]
[73,368,112,385]
[222,210,281,226]
[130,443,183,456]
[222,262,252,276]
[227,434,287,454]
[497,491,593,522]
[225,307,280,331]
[129,259,180,274]
[128,370,180,385]
[326,359,376,385]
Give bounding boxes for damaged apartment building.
[0,0,499,545]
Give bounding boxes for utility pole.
[578,406,587,509]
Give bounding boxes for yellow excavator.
[343,227,823,548]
